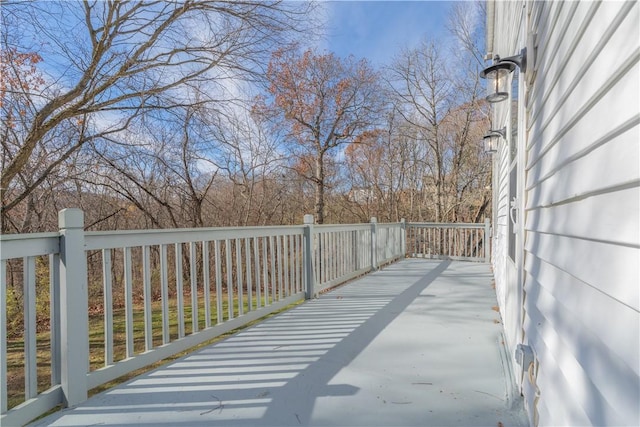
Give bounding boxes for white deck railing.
[0,211,488,426]
[406,221,490,262]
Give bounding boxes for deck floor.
[31,259,527,427]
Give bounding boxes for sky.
[320,1,455,66]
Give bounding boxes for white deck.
[31,259,527,426]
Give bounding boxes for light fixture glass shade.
[480,62,516,103]
[483,134,499,153]
[482,127,506,154]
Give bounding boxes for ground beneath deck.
[31,259,527,427]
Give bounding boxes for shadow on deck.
[31,259,527,427]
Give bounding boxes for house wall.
[489,0,526,393]
[488,1,640,426]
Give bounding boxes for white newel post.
[484,218,491,263]
[58,209,89,407]
[303,214,316,299]
[370,217,378,270]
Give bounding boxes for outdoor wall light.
[480,48,527,103]
[483,127,506,153]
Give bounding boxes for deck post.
[303,214,316,299]
[58,209,89,407]
[370,217,378,270]
[484,218,491,263]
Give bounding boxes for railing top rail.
[0,231,59,241]
[85,224,305,250]
[314,223,372,232]
[315,221,404,232]
[0,233,60,260]
[408,222,486,228]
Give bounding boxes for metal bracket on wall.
[515,343,534,368]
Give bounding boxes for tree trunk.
[314,153,325,224]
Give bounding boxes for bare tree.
[206,106,287,226]
[257,47,382,223]
[0,0,316,230]
[387,40,454,222]
[383,1,490,223]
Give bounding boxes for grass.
[5,291,295,414]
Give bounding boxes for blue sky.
[321,1,454,66]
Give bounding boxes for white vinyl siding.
[490,1,526,373]
[489,0,640,426]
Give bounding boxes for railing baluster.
[426,227,430,257]
[49,253,60,385]
[293,235,298,293]
[332,232,337,280]
[226,239,234,319]
[354,230,359,270]
[102,249,113,366]
[253,237,261,309]
[277,236,284,299]
[317,232,322,286]
[315,232,320,286]
[143,245,153,351]
[290,235,295,294]
[160,244,169,344]
[339,231,344,276]
[452,228,456,257]
[350,231,354,271]
[124,247,134,356]
[0,260,6,414]
[203,241,211,329]
[262,237,269,306]
[342,232,347,277]
[464,229,468,257]
[326,232,331,282]
[291,235,296,295]
[236,239,243,316]
[360,230,365,267]
[332,232,336,280]
[24,257,37,399]
[269,236,276,302]
[337,232,341,277]
[245,238,252,312]
[215,240,223,324]
[175,244,185,339]
[189,242,198,333]
[283,235,289,297]
[297,234,301,293]
[322,232,327,283]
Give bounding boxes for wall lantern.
[483,127,506,153]
[480,48,527,103]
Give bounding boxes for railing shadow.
[32,260,451,426]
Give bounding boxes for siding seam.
[526,46,640,169]
[528,1,638,148]
[523,249,639,313]
[524,115,640,191]
[525,1,598,126]
[523,224,640,250]
[525,1,580,109]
